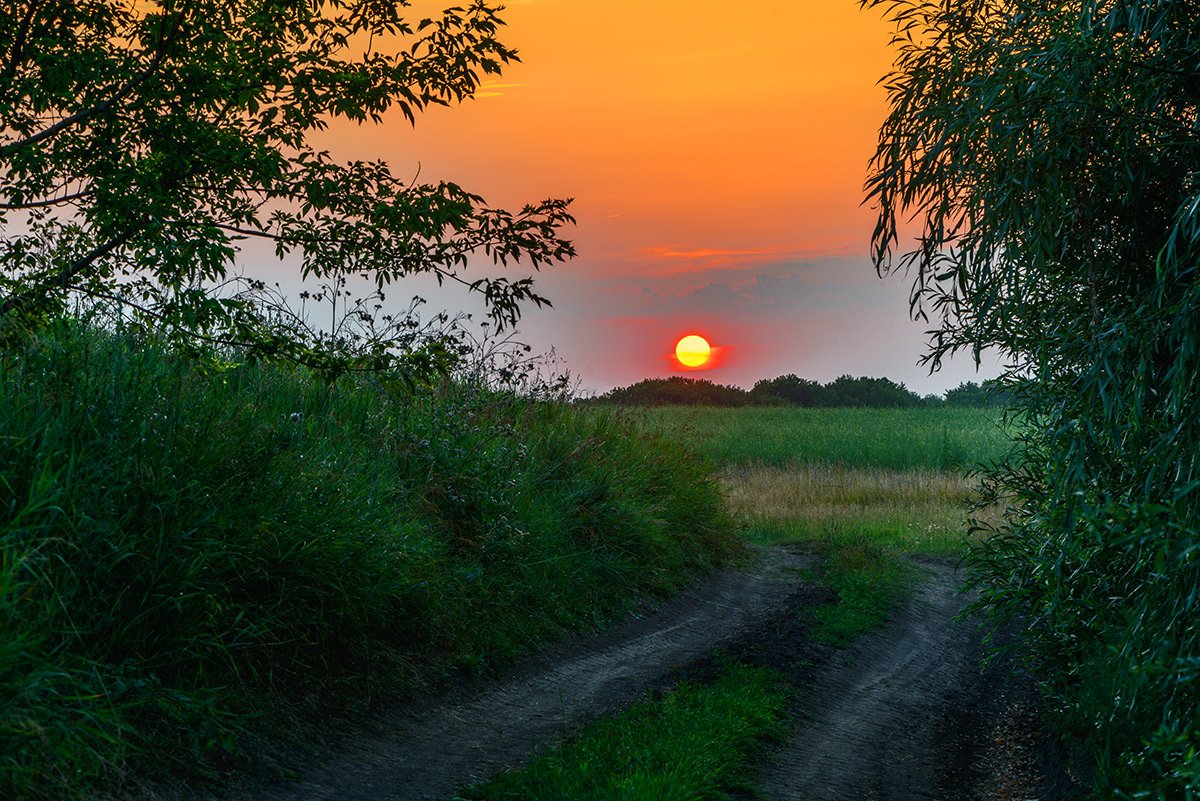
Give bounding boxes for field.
[1,328,1012,801]
[638,404,1006,557]
[637,405,1008,470]
[647,404,1006,641]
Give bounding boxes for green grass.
[638,405,1007,470]
[806,539,917,646]
[456,663,789,801]
[457,402,1004,796]
[0,322,737,801]
[723,466,972,645]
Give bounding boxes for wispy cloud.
[644,246,780,260]
[475,81,525,99]
[636,244,849,275]
[635,261,894,316]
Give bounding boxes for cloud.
[474,81,525,99]
[643,245,779,260]
[631,243,858,276]
[639,259,898,317]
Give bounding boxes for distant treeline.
[590,375,1009,408]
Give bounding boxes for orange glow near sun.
[675,334,712,368]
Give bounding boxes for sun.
[675,334,712,368]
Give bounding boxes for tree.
[593,377,752,407]
[819,374,921,408]
[942,381,1008,408]
[0,0,574,372]
[749,373,821,406]
[864,0,1200,794]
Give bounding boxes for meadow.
[641,404,1007,644]
[637,405,1008,470]
[1,324,1010,800]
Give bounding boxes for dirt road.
[758,562,973,800]
[243,546,818,801]
[179,547,1061,801]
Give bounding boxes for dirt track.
[240,546,817,801]
[758,562,973,800]
[178,547,1064,801]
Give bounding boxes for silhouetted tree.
[593,377,751,406]
[750,374,822,406]
[865,0,1200,792]
[0,0,574,374]
[819,375,922,408]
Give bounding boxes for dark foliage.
[0,0,573,374]
[592,377,755,407]
[865,0,1200,794]
[594,374,994,409]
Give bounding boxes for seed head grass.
[721,464,983,557]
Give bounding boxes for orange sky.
[308,0,999,393]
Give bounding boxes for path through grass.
[0,324,737,801]
[462,404,1007,795]
[696,408,1004,645]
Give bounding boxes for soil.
[156,546,1077,801]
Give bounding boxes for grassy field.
[3,329,1008,801]
[724,465,983,556]
[640,404,1007,643]
[637,405,1008,470]
[0,324,737,801]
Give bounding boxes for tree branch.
[0,230,131,317]
[1,0,46,89]
[0,187,92,209]
[0,3,188,157]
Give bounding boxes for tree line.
[590,375,1008,408]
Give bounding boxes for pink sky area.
[294,0,1003,395]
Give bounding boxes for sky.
[304,0,1002,395]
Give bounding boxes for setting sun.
[675,334,712,368]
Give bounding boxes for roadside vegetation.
[0,322,736,801]
[865,0,1200,795]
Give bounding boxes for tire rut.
[215,546,816,801]
[757,561,975,801]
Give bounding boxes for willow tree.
[864,0,1200,794]
[0,0,574,372]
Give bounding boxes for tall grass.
[638,406,1007,470]
[0,323,736,800]
[697,412,1003,646]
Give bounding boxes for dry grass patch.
[721,464,982,556]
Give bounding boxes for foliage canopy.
[0,0,574,372]
[865,0,1200,794]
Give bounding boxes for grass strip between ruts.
[455,663,790,801]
